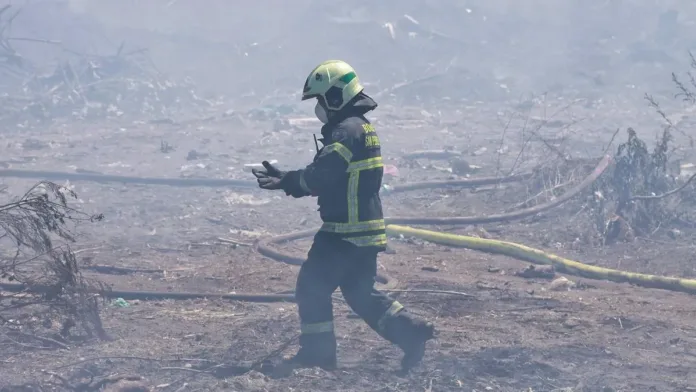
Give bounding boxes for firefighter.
[252,60,435,372]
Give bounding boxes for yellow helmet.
[301,60,364,111]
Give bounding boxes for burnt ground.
[3,2,696,391]
[1,100,696,392]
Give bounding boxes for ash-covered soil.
[3,1,696,391]
[2,101,696,392]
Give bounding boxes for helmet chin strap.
[314,101,329,124]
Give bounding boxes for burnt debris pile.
[0,5,215,125]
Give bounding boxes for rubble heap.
[0,5,31,85]
[0,5,216,124]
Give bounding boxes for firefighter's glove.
[252,162,309,197]
[256,175,283,190]
[252,161,287,191]
[252,161,286,179]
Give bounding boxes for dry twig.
[382,289,475,298]
[630,172,696,201]
[0,181,105,352]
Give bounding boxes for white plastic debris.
[243,160,278,169]
[549,276,576,291]
[383,23,396,40]
[224,192,271,206]
[403,14,419,25]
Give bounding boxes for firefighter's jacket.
[282,94,386,250]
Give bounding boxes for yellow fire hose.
[386,225,696,295]
[1,155,695,300]
[260,154,696,296]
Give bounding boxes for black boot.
[398,320,435,371]
[381,313,436,371]
[283,345,337,370]
[272,332,337,377]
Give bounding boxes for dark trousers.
[295,232,422,357]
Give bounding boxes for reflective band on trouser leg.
[301,321,334,334]
[377,301,404,331]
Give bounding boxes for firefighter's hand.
[256,175,283,190]
[252,161,285,179]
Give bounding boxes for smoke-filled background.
[6,0,696,104]
[3,1,696,391]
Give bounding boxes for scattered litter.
[450,159,472,175]
[21,138,51,150]
[403,14,420,26]
[383,164,399,177]
[667,228,681,239]
[420,109,434,118]
[1,30,217,124]
[384,22,396,40]
[472,227,492,239]
[229,228,270,238]
[563,318,582,329]
[244,160,278,169]
[111,298,130,308]
[679,162,696,179]
[103,161,131,168]
[403,149,462,160]
[549,276,576,291]
[247,104,297,121]
[179,162,207,175]
[217,237,253,247]
[287,117,321,127]
[471,184,506,193]
[223,191,271,206]
[186,150,209,161]
[102,380,150,392]
[515,264,556,279]
[431,164,453,173]
[472,147,488,156]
